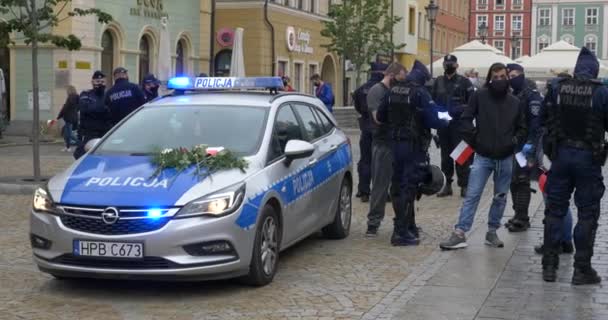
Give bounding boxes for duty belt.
[560,139,592,150]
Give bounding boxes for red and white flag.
[207,147,225,156]
[450,141,474,165]
[539,172,548,194]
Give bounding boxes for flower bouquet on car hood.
[151,144,248,179]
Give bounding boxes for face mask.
[509,74,525,92]
[445,66,457,75]
[93,85,105,95]
[150,86,159,94]
[488,79,509,97]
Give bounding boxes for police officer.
[377,60,448,246]
[105,67,146,126]
[503,64,543,233]
[142,73,161,102]
[432,54,474,198]
[541,47,608,284]
[354,62,387,202]
[73,71,111,159]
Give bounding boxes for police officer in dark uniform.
[142,73,161,102]
[432,55,474,198]
[377,60,448,246]
[73,71,111,159]
[105,67,146,126]
[504,63,543,233]
[353,62,387,202]
[541,47,608,284]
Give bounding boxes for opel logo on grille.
[101,207,120,225]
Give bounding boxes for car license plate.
[73,240,144,259]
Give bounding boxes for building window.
[175,39,185,77]
[310,0,316,13]
[408,7,416,35]
[477,0,487,8]
[561,34,574,45]
[494,40,505,54]
[496,0,504,8]
[214,49,232,76]
[585,35,598,54]
[512,15,522,31]
[539,8,551,26]
[495,15,505,31]
[294,62,302,91]
[101,31,115,83]
[477,15,488,35]
[139,36,151,84]
[512,0,522,7]
[297,0,303,10]
[537,36,550,52]
[278,60,288,77]
[308,64,317,95]
[562,8,574,26]
[586,8,598,25]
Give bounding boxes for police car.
[30,77,353,286]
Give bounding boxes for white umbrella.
[515,55,530,64]
[521,41,608,79]
[157,16,171,88]
[230,28,245,77]
[428,40,515,76]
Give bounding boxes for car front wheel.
[242,205,280,286]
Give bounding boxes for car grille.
[60,215,171,235]
[58,206,174,235]
[52,254,175,269]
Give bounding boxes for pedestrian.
[467,69,481,89]
[281,76,295,92]
[142,73,161,102]
[105,67,146,126]
[364,62,406,237]
[353,62,388,203]
[540,47,608,285]
[501,63,543,233]
[73,71,111,160]
[377,60,449,246]
[439,62,527,250]
[432,54,475,198]
[310,73,335,112]
[57,85,80,152]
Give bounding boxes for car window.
[269,105,303,161]
[313,107,334,134]
[292,104,324,141]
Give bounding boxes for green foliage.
[0,0,113,50]
[321,0,405,85]
[151,145,249,180]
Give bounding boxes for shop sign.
[57,60,68,69]
[131,0,168,19]
[286,26,313,54]
[75,61,91,70]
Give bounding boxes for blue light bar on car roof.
[167,76,285,91]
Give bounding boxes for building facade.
[214,0,343,105]
[1,0,212,130]
[434,0,469,61]
[531,0,608,63]
[469,0,532,59]
[392,0,420,68]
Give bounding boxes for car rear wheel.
[242,205,280,286]
[323,177,352,239]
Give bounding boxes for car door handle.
[309,158,318,165]
[329,145,338,151]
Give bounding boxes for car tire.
[242,205,280,286]
[323,177,352,239]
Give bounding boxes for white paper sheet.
[438,111,452,121]
[515,152,527,168]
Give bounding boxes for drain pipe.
[209,0,216,75]
[264,0,276,76]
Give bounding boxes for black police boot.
[572,267,602,285]
[534,244,564,255]
[507,218,530,232]
[437,183,453,197]
[542,249,560,282]
[561,241,574,254]
[360,194,370,203]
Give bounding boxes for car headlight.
[176,183,246,218]
[33,186,58,214]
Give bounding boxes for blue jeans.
[455,154,513,233]
[62,122,76,148]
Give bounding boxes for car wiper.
[129,152,152,156]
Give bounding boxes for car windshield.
[95,105,268,155]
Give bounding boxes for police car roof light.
[167,76,285,91]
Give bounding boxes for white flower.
[161,148,173,155]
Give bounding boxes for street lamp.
[425,0,439,78]
[511,35,520,60]
[479,22,488,44]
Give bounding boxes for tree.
[0,0,112,181]
[321,0,404,87]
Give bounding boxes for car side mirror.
[284,140,314,166]
[84,138,101,152]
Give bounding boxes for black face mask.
[94,85,106,95]
[151,86,159,94]
[445,66,457,75]
[488,79,509,97]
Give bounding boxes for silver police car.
[30,77,353,286]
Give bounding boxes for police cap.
[443,54,458,63]
[113,67,128,75]
[143,73,160,85]
[92,70,106,79]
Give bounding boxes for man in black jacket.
[440,63,527,250]
[73,71,111,159]
[105,67,146,126]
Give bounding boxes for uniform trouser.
[438,124,471,187]
[543,147,604,269]
[73,132,104,160]
[357,119,373,195]
[510,159,532,222]
[366,140,393,228]
[391,141,427,235]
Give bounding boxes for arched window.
[585,35,598,54]
[101,31,114,82]
[561,34,574,45]
[537,36,549,52]
[214,50,232,77]
[139,36,151,84]
[176,39,185,77]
